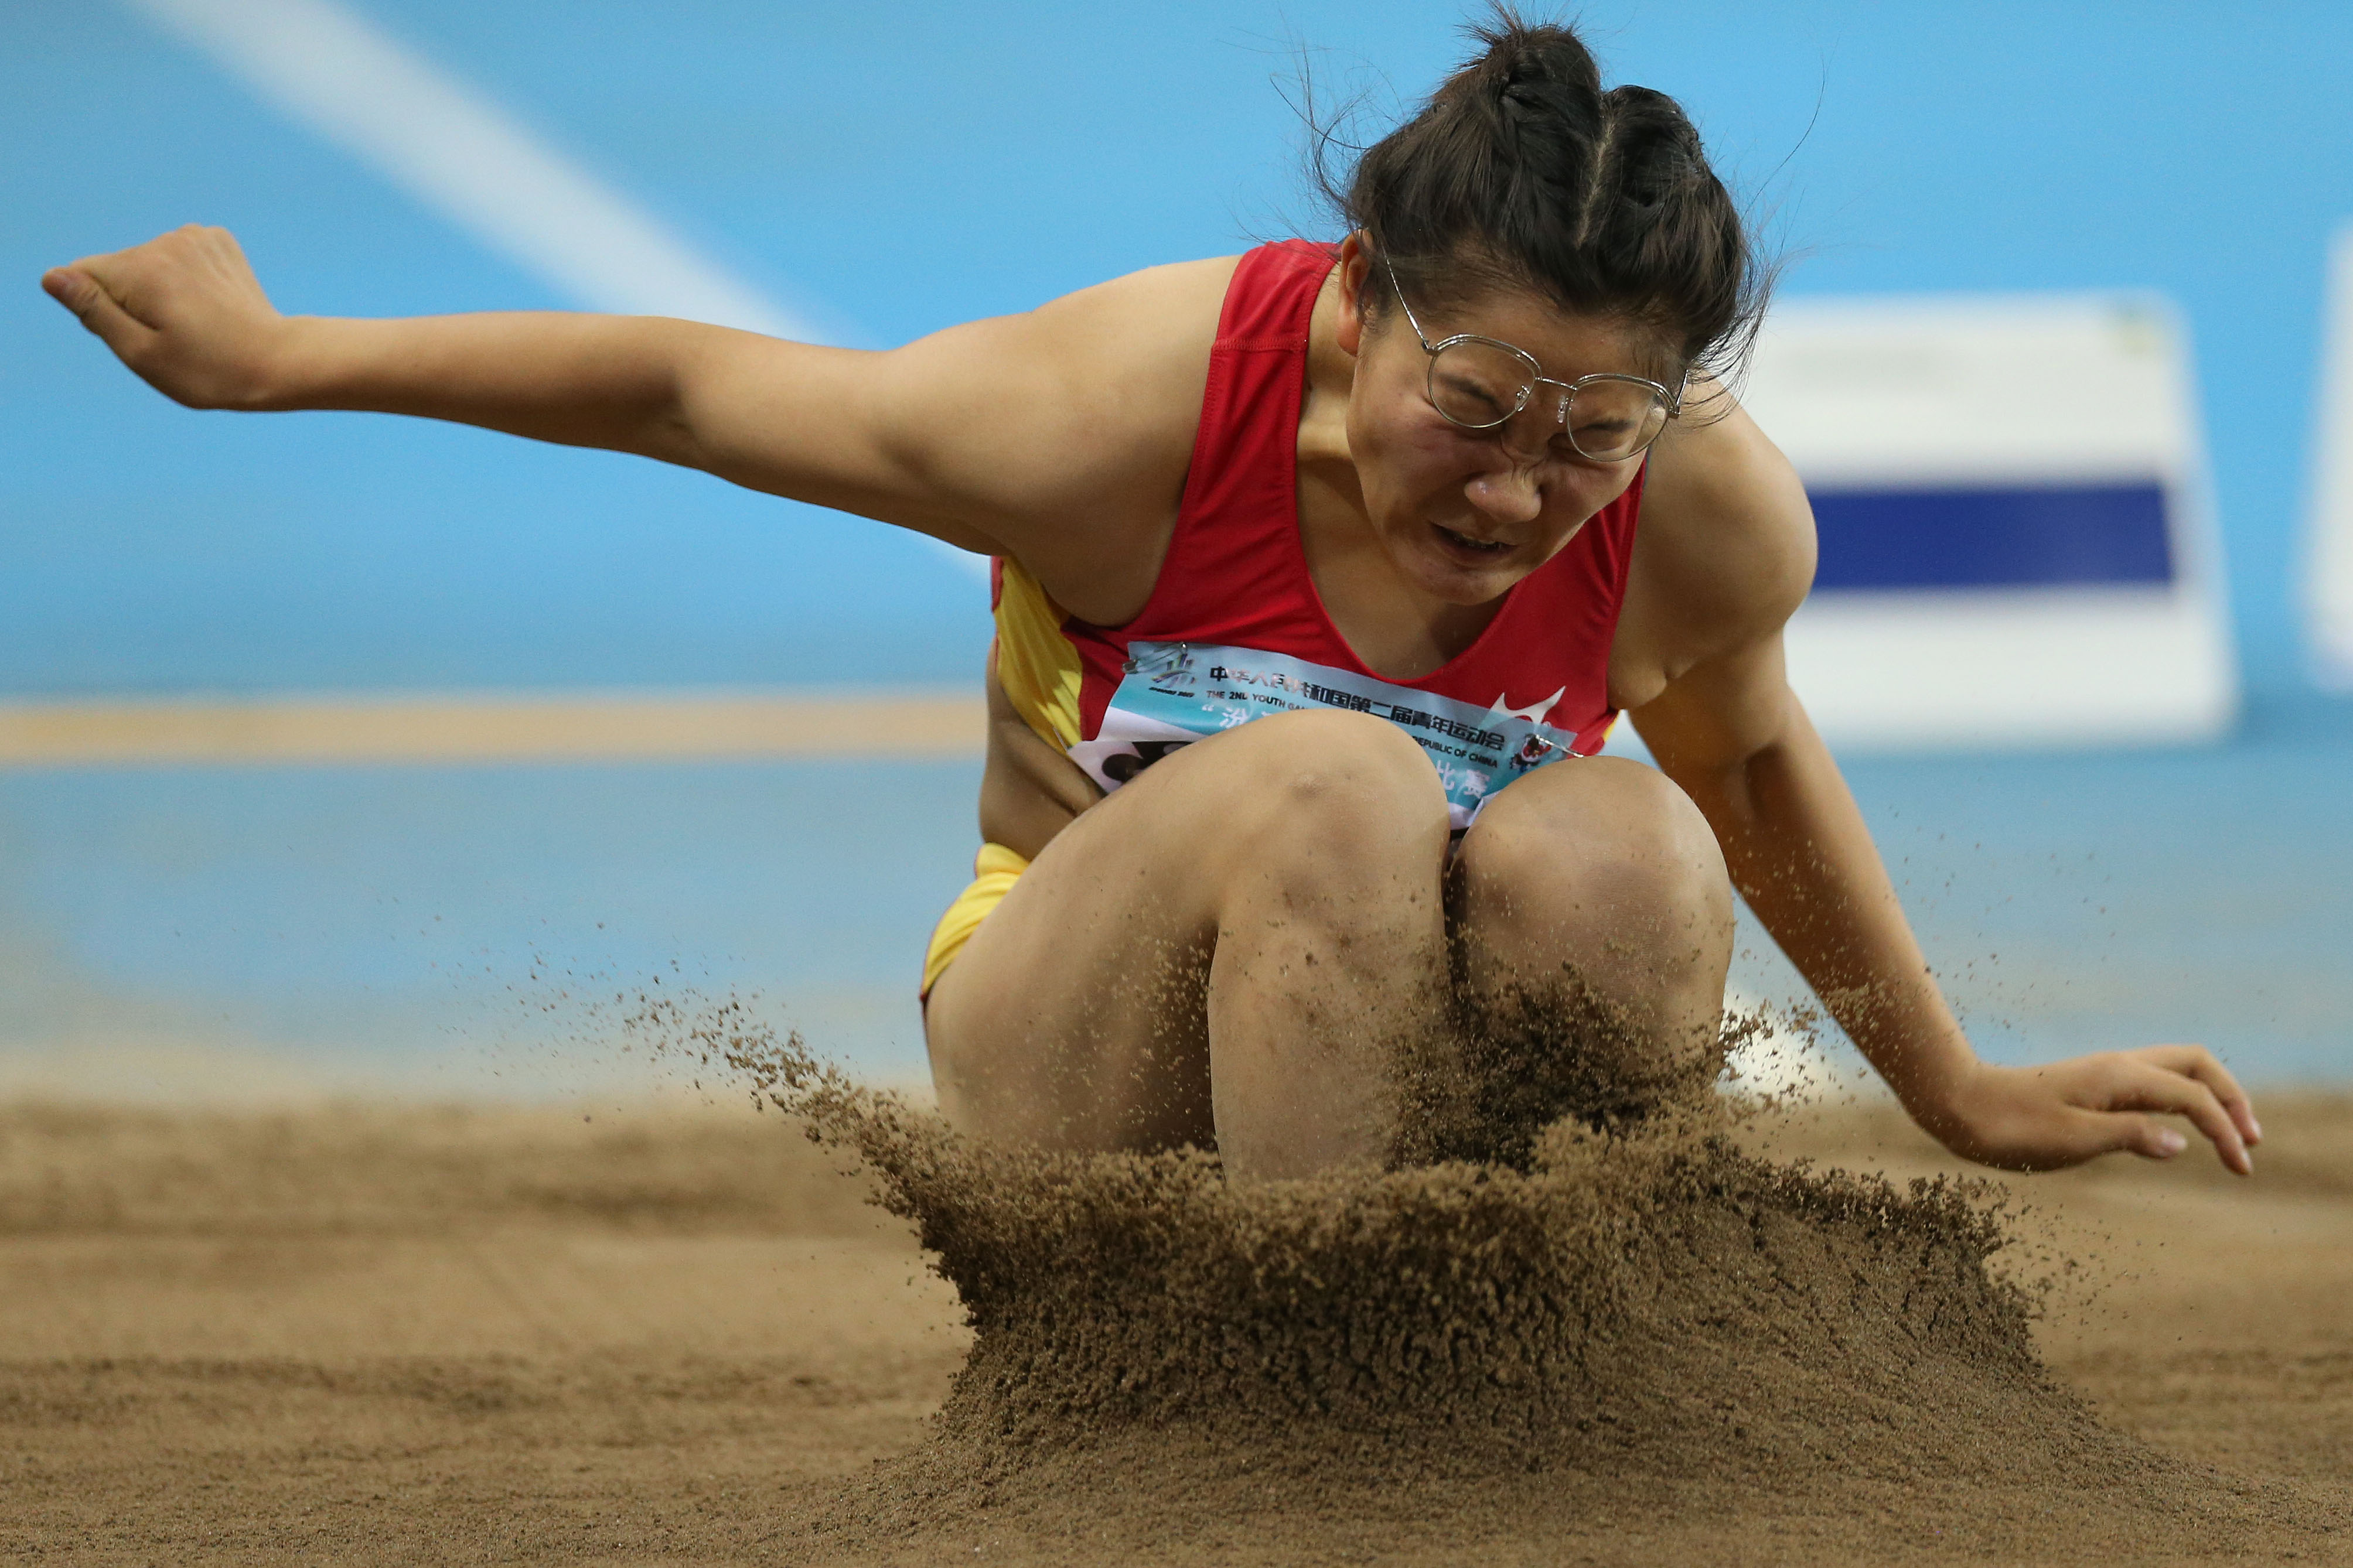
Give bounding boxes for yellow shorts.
[920,842,1031,998]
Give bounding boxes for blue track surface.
[3,714,2347,1094]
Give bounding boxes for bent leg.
[923,710,1451,1178]
[1434,756,1734,1156]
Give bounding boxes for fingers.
[42,223,219,335]
[40,262,151,357]
[41,264,101,319]
[1942,1053,2259,1178]
[2133,1043,2261,1147]
[2115,1115,2191,1163]
[2099,1058,2253,1176]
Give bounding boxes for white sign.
[1738,293,2238,749]
[2308,226,2353,688]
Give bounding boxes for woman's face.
[1335,238,1666,607]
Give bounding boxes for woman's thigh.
[922,708,1451,1159]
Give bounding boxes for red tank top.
[991,240,1643,832]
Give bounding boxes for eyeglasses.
[1383,257,1684,463]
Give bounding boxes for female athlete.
[42,16,2259,1180]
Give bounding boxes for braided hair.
[1330,9,1762,382]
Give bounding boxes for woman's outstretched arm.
[42,224,1222,575]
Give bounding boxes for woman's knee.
[1457,757,1732,956]
[1201,709,1450,865]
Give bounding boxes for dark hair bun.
[1325,6,1762,378]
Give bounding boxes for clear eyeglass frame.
[1381,255,1686,463]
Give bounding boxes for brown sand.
[1,1087,2348,1564]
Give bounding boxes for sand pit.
[1,1078,2347,1564]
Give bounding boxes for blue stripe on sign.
[1809,483,2174,590]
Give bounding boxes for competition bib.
[1066,641,1587,831]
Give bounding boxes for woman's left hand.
[1914,1046,2261,1175]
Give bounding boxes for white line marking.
[122,0,993,580]
[126,0,805,336]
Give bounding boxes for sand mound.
[668,1020,2277,1564]
[881,1129,2061,1463]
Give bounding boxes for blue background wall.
[10,0,2353,700]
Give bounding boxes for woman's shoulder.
[995,255,1244,474]
[1028,255,1243,349]
[878,256,1245,620]
[1618,387,1818,678]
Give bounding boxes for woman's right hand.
[42,224,295,411]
